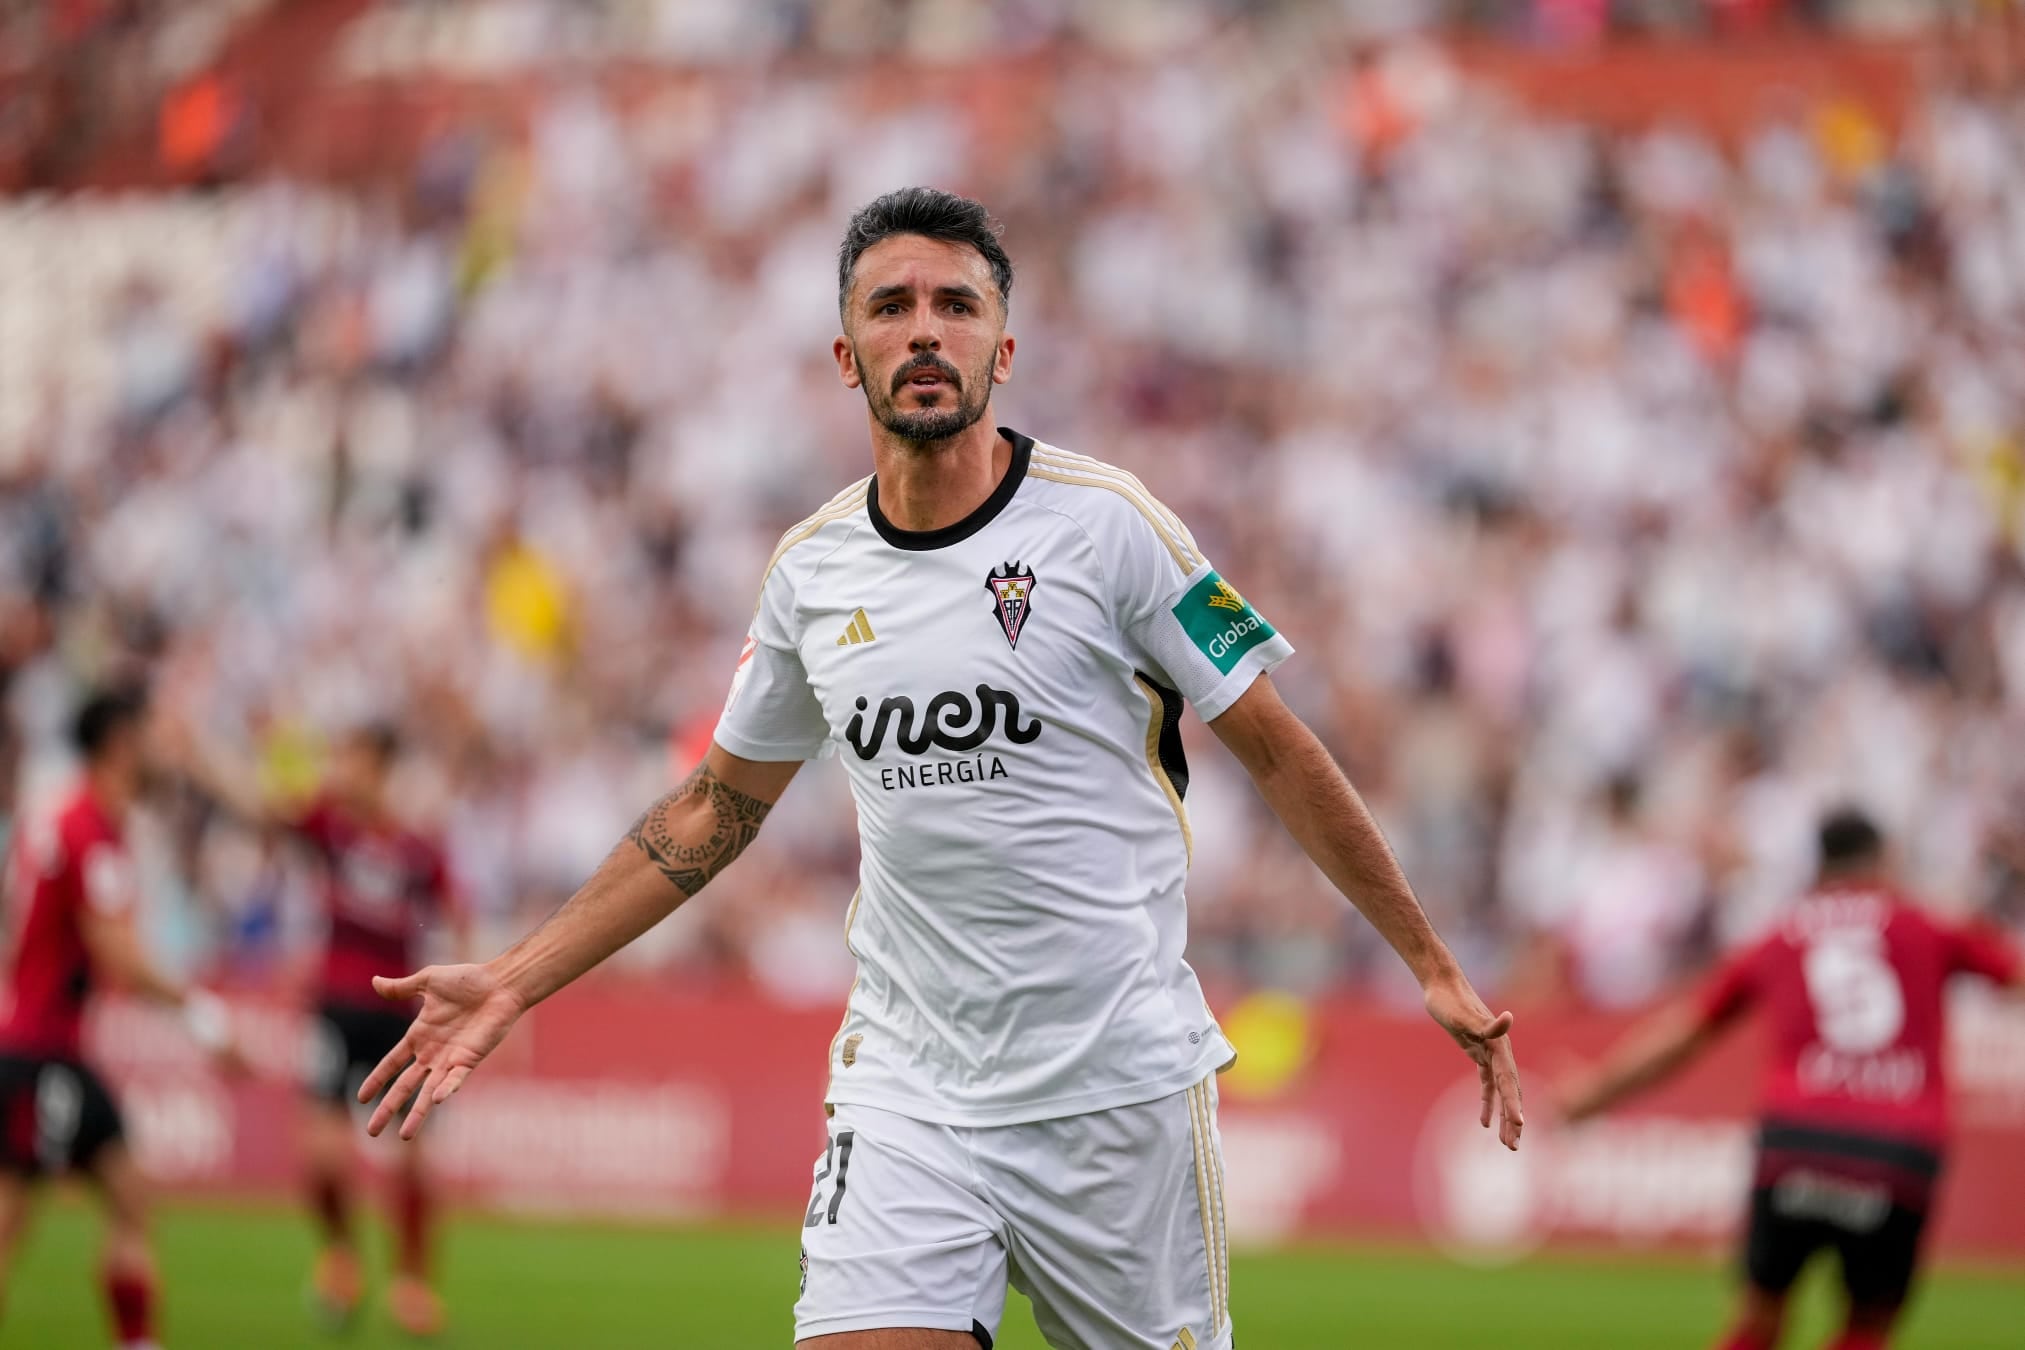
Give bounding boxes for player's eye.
[948,301,970,314]
[878,303,902,315]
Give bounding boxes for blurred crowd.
[334,0,1961,79]
[0,0,264,189]
[4,17,2025,1010]
[3,0,1998,189]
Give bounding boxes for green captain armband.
[1173,571,1276,675]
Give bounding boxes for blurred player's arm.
[81,907,202,1006]
[1209,672,1524,1149]
[1994,945,2025,995]
[1556,998,1726,1124]
[77,875,240,1067]
[1556,940,1761,1123]
[152,710,289,831]
[360,744,799,1140]
[1948,913,2025,995]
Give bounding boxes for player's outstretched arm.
[150,704,288,830]
[1555,1000,1720,1124]
[1209,674,1524,1150]
[360,744,800,1140]
[79,911,242,1071]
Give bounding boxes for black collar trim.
[867,428,1034,552]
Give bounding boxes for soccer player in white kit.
[359,187,1525,1350]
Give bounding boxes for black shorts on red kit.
[0,1053,126,1177]
[1743,1122,1939,1313]
[308,1000,415,1107]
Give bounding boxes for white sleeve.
[1113,508,1294,722]
[712,563,833,762]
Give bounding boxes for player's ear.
[991,332,1015,387]
[834,335,862,390]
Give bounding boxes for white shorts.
[794,1075,1233,1350]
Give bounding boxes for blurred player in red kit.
[1558,808,2024,1350]
[179,721,463,1336]
[294,725,464,1336]
[0,686,241,1350]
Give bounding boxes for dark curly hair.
[73,684,148,761]
[1818,807,1885,873]
[837,187,1014,321]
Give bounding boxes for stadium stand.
[2,7,2022,1015]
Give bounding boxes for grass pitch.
[2,1199,2019,1348]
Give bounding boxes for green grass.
[1,1199,2019,1348]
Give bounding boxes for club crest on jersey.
[986,562,1037,650]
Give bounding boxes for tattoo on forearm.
[625,764,774,897]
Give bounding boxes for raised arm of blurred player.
[1555,999,1726,1125]
[152,706,287,832]
[1555,929,1765,1124]
[1209,674,1524,1151]
[360,744,800,1140]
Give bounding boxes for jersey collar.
[867,427,1034,552]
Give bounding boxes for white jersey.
[714,429,1293,1126]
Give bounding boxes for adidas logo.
[1172,1329,1197,1350]
[835,608,877,647]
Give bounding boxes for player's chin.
[883,404,980,443]
[898,390,962,420]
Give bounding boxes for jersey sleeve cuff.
[710,723,831,763]
[1192,636,1295,722]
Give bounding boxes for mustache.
[892,355,962,394]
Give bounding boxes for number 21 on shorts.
[805,1129,857,1228]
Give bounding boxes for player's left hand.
[1424,975,1524,1151]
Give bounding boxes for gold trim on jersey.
[1032,446,1201,564]
[1186,1080,1227,1335]
[1134,675,1194,866]
[1025,456,1198,575]
[1029,447,1202,563]
[755,479,872,614]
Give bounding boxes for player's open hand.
[360,963,526,1141]
[1424,975,1524,1151]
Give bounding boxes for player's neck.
[337,789,387,826]
[870,420,1010,533]
[84,765,134,818]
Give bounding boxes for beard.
[861,349,993,447]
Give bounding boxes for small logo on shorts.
[841,1034,863,1067]
[1172,1328,1199,1350]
